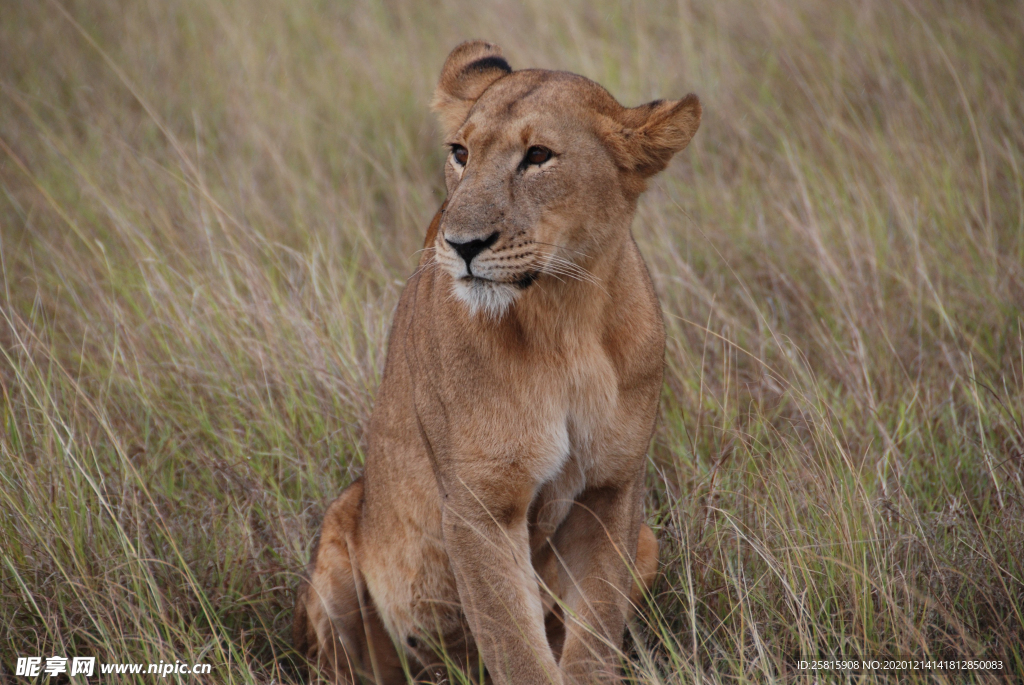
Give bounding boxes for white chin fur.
[452,278,520,318]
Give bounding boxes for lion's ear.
[602,94,701,178]
[432,41,512,138]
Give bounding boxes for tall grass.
[1,0,1022,682]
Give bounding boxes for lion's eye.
[525,146,552,166]
[451,145,469,166]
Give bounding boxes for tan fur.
[295,40,700,684]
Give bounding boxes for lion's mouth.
[458,272,538,290]
[513,272,538,289]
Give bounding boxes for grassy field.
[2,0,1023,682]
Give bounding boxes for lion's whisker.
[531,240,592,259]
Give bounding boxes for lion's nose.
[446,232,499,270]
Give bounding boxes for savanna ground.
[2,0,1023,682]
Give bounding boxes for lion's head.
[429,40,701,317]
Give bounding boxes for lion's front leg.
[441,473,564,685]
[544,480,646,685]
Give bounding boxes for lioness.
[294,41,700,684]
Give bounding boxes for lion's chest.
[515,343,635,534]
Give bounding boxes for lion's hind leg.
[630,522,659,607]
[294,479,404,684]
